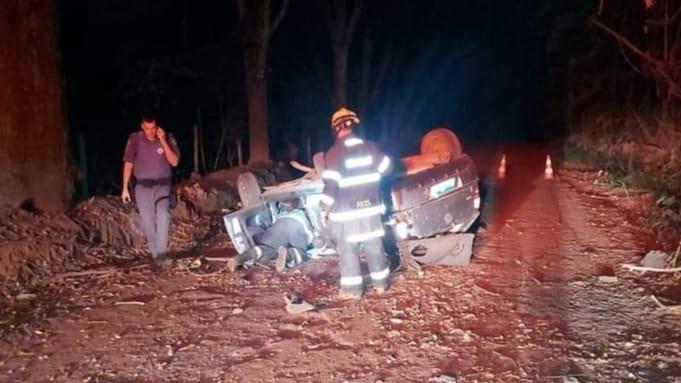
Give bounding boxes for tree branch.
[346,0,364,42]
[332,0,347,41]
[270,0,289,36]
[236,0,246,20]
[318,0,333,35]
[591,17,653,61]
[671,8,681,62]
[591,16,681,98]
[645,4,681,26]
[622,263,681,272]
[370,39,392,102]
[617,39,643,74]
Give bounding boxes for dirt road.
[1,149,679,382]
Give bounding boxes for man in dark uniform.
[320,107,392,299]
[228,197,315,272]
[121,115,180,268]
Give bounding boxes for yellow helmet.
[330,107,360,133]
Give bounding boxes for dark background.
[57,0,601,196]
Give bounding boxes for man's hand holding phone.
[156,126,166,142]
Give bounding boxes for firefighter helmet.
[331,107,360,135]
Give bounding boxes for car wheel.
[237,172,262,208]
[420,127,462,158]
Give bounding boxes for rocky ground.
[0,150,679,382]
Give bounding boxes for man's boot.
[275,246,288,273]
[151,253,172,271]
[227,253,249,272]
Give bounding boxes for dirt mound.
[0,208,85,298]
[73,196,147,248]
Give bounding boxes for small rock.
[598,276,618,283]
[641,250,667,268]
[232,308,244,315]
[389,318,403,324]
[16,293,37,301]
[451,328,465,337]
[428,374,457,382]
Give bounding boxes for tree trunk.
[0,0,71,211]
[333,43,349,107]
[358,35,372,118]
[324,0,362,109]
[238,0,287,164]
[244,43,269,163]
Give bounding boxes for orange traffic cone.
[544,155,554,180]
[497,154,507,179]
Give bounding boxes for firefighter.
[321,107,392,299]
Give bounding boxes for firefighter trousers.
[338,237,390,293]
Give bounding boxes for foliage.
[564,111,681,246]
[591,0,681,112]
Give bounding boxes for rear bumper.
[392,182,480,239]
[399,233,475,266]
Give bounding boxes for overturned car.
[222,128,480,268]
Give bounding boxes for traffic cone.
[497,154,507,179]
[544,155,554,180]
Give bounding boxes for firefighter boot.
[374,280,390,294]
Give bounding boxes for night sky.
[57,1,584,195]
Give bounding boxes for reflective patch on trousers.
[347,228,385,243]
[340,275,363,286]
[370,267,390,281]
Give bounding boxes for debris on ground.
[284,292,316,314]
[641,250,668,269]
[597,275,618,283]
[427,374,457,382]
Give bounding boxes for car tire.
[420,128,462,159]
[236,172,262,208]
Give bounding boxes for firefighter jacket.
[321,133,391,243]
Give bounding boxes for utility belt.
[136,177,172,187]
